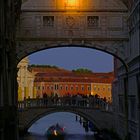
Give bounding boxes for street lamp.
[65,0,79,10]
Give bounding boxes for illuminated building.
[30,65,114,101]
[17,58,35,101]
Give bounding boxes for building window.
[43,16,54,27]
[76,86,78,91]
[55,84,59,90]
[65,85,68,91]
[87,16,99,28]
[108,87,111,91]
[55,84,57,90]
[47,86,50,90]
[51,86,53,90]
[60,85,63,90]
[87,86,91,91]
[81,86,84,91]
[71,86,73,90]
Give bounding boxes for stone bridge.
[16,0,129,65]
[18,98,114,134]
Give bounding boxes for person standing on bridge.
[43,93,48,107]
[54,93,58,105]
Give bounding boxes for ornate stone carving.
[66,16,75,28]
[87,16,99,28]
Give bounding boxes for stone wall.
[112,1,140,140]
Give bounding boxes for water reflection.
[22,134,95,140]
[28,112,94,135]
[21,112,95,140]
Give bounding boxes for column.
[136,74,140,140]
[0,0,21,139]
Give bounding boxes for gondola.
[46,123,65,140]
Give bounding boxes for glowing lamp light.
[54,130,58,136]
[65,0,79,9]
[67,0,76,7]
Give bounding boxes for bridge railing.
[18,96,112,112]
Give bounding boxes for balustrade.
[18,96,112,112]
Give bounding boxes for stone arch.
[17,0,129,70]
[23,108,99,133]
[17,0,130,137]
[16,41,129,72]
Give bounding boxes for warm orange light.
[65,0,79,9]
[54,130,58,136]
[67,0,76,7]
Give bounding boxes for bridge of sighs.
[16,0,128,64]
[1,0,139,140]
[17,0,129,138]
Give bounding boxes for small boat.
[46,123,65,140]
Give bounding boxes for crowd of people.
[21,93,111,111]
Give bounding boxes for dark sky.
[29,47,114,72]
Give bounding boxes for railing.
[18,96,112,112]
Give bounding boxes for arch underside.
[24,108,100,132]
[16,39,127,64]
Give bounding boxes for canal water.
[20,112,96,140]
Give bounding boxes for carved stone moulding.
[16,39,127,64]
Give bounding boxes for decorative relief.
[66,16,75,28]
[64,16,77,37]
[87,16,99,28]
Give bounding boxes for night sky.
[29,47,114,72]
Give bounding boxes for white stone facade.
[17,57,34,100]
[19,0,128,39]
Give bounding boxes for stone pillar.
[0,45,18,140]
[0,0,20,139]
[136,74,140,140]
